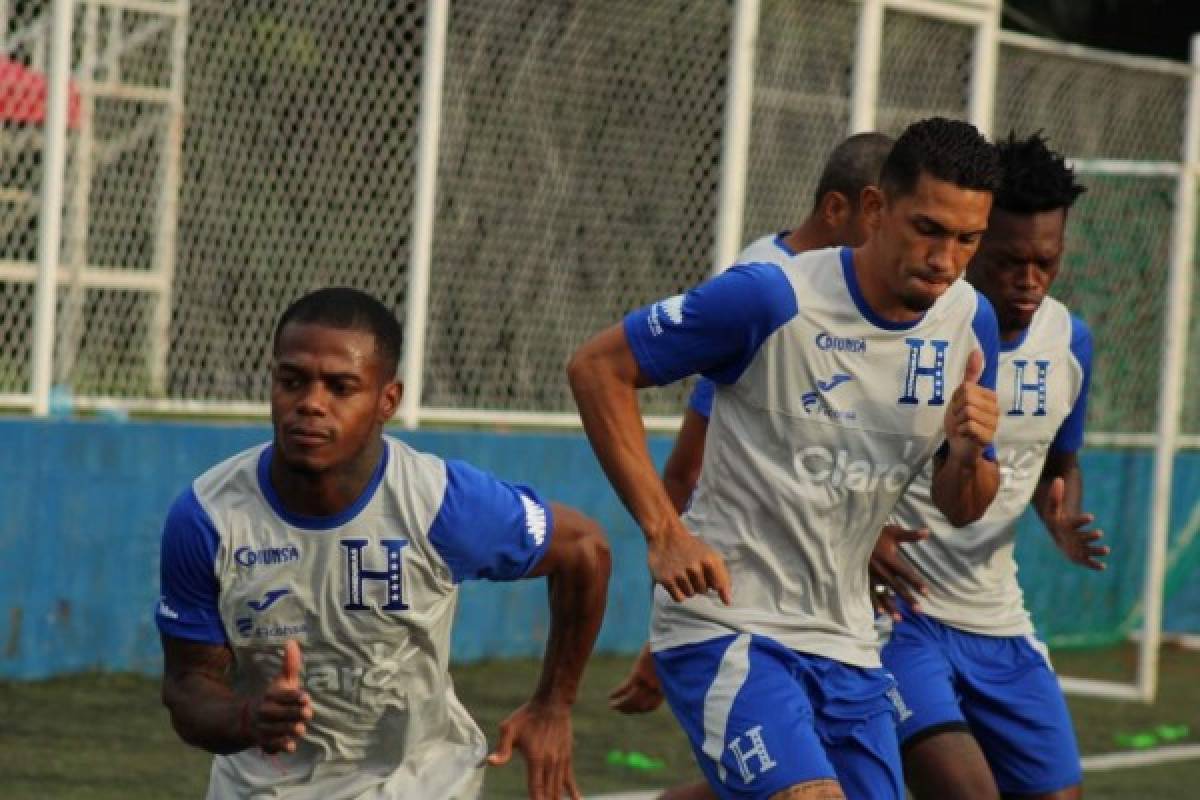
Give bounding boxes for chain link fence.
[0,0,1195,442]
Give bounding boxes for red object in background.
[0,57,81,128]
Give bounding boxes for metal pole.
[711,0,760,275]
[57,0,98,386]
[30,0,75,416]
[850,0,884,133]
[967,0,1000,136]
[399,0,449,429]
[148,0,188,396]
[1136,31,1200,704]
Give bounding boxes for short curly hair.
[993,130,1086,214]
[274,287,403,378]
[880,117,1000,197]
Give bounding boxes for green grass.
[1,645,1198,799]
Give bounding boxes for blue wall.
[0,419,1197,679]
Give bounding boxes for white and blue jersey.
[879,297,1091,794]
[155,436,553,800]
[688,377,716,419]
[625,237,1000,668]
[889,296,1092,636]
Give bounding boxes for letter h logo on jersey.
[897,338,949,406]
[340,539,410,612]
[1007,359,1050,417]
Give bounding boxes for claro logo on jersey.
[815,331,867,353]
[251,643,413,701]
[648,294,685,336]
[796,444,915,492]
[234,545,300,568]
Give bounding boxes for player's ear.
[379,379,401,422]
[819,191,852,229]
[859,185,885,229]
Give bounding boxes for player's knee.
[560,506,611,572]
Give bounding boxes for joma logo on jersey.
[341,539,410,612]
[648,295,685,336]
[1007,359,1050,416]
[234,545,300,568]
[815,332,866,353]
[898,338,949,406]
[801,373,857,420]
[797,444,914,492]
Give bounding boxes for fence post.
[30,0,75,416]
[850,0,884,133]
[1137,31,1200,704]
[148,1,190,397]
[968,0,1000,136]
[400,0,450,429]
[712,0,760,275]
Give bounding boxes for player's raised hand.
[944,350,999,462]
[245,640,313,754]
[608,644,664,714]
[868,524,930,620]
[647,527,732,605]
[486,701,582,800]
[1043,477,1109,570]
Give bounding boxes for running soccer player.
[610,132,899,717]
[568,117,1002,800]
[876,132,1103,800]
[156,288,611,800]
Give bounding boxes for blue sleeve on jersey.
[622,262,798,386]
[687,378,716,419]
[1051,316,1093,454]
[971,291,1001,461]
[428,460,554,583]
[156,488,227,644]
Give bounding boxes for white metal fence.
[0,0,1197,701]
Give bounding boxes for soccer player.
[568,117,1003,800]
[610,132,898,718]
[876,132,1103,800]
[156,288,611,800]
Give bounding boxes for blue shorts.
[653,634,904,800]
[880,604,1082,795]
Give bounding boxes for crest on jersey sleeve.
[648,294,686,336]
[520,493,547,546]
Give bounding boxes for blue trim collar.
[839,247,924,332]
[999,326,1030,353]
[773,232,797,257]
[257,441,389,530]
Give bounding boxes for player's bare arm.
[608,643,663,713]
[662,408,709,513]
[931,349,1000,526]
[161,635,312,755]
[486,502,611,800]
[1033,450,1109,571]
[567,324,732,604]
[610,406,708,714]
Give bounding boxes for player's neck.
[999,322,1028,344]
[784,218,834,253]
[849,242,924,325]
[269,437,385,518]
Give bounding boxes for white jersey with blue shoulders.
[624,236,1000,667]
[155,435,553,800]
[891,296,1092,636]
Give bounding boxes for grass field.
[1,645,1198,799]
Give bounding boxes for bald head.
[812,132,895,211]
